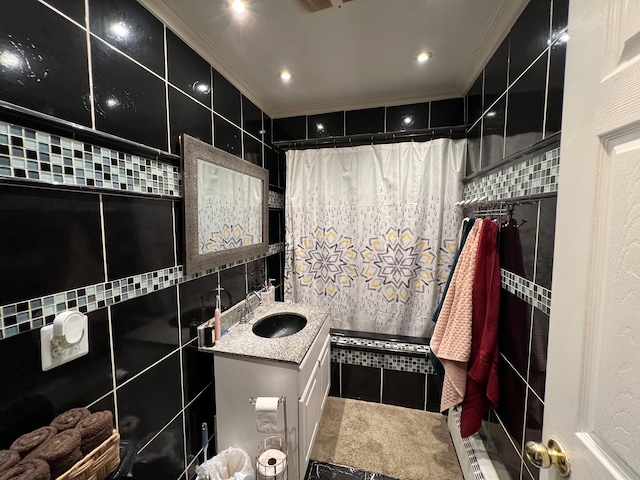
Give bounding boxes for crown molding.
[456,0,529,95]
[138,0,275,115]
[270,87,463,119]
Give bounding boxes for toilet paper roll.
[255,397,279,433]
[257,448,287,477]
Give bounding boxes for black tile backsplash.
[168,86,212,155]
[219,264,247,309]
[91,38,168,150]
[167,30,211,106]
[213,70,241,126]
[178,272,219,343]
[103,195,175,279]
[0,0,91,127]
[0,185,104,305]
[181,342,214,404]
[89,0,165,77]
[247,259,266,293]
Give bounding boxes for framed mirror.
[181,134,269,275]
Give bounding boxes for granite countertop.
[200,302,329,364]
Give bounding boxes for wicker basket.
[56,430,120,480]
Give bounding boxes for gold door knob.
[525,439,571,477]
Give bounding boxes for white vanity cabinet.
[213,316,330,480]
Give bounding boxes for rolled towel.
[75,411,113,455]
[0,450,20,473]
[9,427,57,459]
[27,430,82,479]
[0,458,50,480]
[49,408,90,432]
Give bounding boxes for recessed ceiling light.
[417,52,432,63]
[231,0,246,14]
[279,71,292,81]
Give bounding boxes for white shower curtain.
[284,139,466,337]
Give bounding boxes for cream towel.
[430,219,483,412]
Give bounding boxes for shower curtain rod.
[272,125,467,150]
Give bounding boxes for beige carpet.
[311,398,463,480]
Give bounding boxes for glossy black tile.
[167,30,211,106]
[496,358,526,448]
[213,70,241,126]
[481,95,506,168]
[185,384,215,459]
[466,122,482,176]
[242,96,263,138]
[182,342,214,404]
[529,309,549,400]
[89,393,115,414]
[484,413,523,480]
[525,388,544,447]
[44,0,85,25]
[551,0,570,38]
[498,290,532,378]
[169,86,212,155]
[382,370,425,410]
[174,200,184,267]
[467,74,484,126]
[219,264,246,310]
[341,364,380,402]
[0,308,112,449]
[345,107,385,136]
[535,197,557,289]
[89,0,165,77]
[505,55,547,157]
[426,374,443,412]
[308,112,344,139]
[484,37,510,110]
[247,259,266,292]
[305,460,397,480]
[508,0,551,81]
[546,40,566,136]
[110,287,179,384]
[278,150,286,189]
[430,98,465,128]
[243,133,262,166]
[214,114,242,157]
[266,253,284,296]
[523,464,539,480]
[329,361,341,397]
[103,195,175,279]
[269,209,283,245]
[117,352,182,450]
[265,146,279,186]
[386,103,428,132]
[91,38,167,150]
[0,0,91,126]
[0,185,104,305]
[179,272,219,344]
[131,413,185,480]
[262,112,273,145]
[503,202,538,282]
[273,116,306,142]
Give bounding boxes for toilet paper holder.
[249,396,287,450]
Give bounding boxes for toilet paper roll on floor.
[255,397,280,433]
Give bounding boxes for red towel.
[460,218,501,438]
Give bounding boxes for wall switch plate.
[40,311,89,371]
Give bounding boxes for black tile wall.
[382,370,425,410]
[386,102,429,132]
[265,146,279,187]
[508,0,551,82]
[0,0,91,127]
[498,290,532,378]
[430,98,465,128]
[273,116,306,142]
[496,357,526,448]
[345,107,385,136]
[480,95,506,169]
[91,38,168,150]
[426,373,443,413]
[485,412,523,479]
[467,74,484,127]
[546,40,567,136]
[535,197,557,289]
[308,112,344,139]
[466,122,482,175]
[529,309,549,400]
[103,195,175,279]
[0,185,104,305]
[89,0,165,77]
[167,30,212,106]
[329,361,341,397]
[341,364,381,402]
[0,3,286,479]
[484,38,510,110]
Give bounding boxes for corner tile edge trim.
[501,269,551,314]
[0,242,285,340]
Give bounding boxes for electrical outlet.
[40,311,89,371]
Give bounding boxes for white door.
[539,0,640,478]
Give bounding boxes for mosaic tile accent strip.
[331,335,430,354]
[268,190,285,209]
[464,147,560,202]
[0,242,286,340]
[501,269,551,314]
[331,338,435,374]
[452,407,487,480]
[0,121,181,196]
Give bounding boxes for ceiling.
[139,0,528,118]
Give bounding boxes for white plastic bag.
[195,447,255,480]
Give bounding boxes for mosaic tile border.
[0,242,285,340]
[331,335,430,354]
[464,147,560,202]
[268,190,285,209]
[501,269,551,315]
[452,407,487,480]
[0,121,181,196]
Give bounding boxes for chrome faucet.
[241,290,262,323]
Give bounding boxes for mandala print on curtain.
[285,139,465,337]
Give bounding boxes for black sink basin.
[252,313,307,338]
